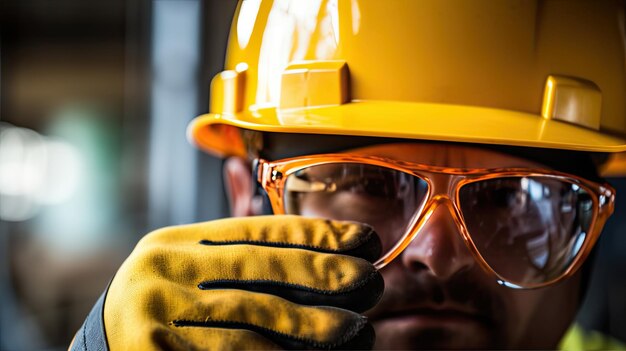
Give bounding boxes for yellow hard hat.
[188,0,626,158]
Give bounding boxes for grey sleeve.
[70,291,109,351]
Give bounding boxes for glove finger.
[105,280,283,350]
[107,278,374,350]
[150,325,281,351]
[137,244,383,312]
[172,288,376,350]
[141,215,382,263]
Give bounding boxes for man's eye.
[336,177,394,197]
[492,187,527,207]
[472,186,530,211]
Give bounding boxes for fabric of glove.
[103,215,383,350]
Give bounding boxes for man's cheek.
[504,275,581,349]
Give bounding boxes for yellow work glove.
[103,215,383,350]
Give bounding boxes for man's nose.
[401,197,475,280]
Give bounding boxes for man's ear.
[223,157,261,216]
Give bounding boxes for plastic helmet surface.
[188,0,626,158]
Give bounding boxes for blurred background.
[0,0,625,350]
[1,0,237,349]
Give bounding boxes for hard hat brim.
[188,101,626,158]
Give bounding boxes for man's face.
[228,141,585,349]
[287,143,583,349]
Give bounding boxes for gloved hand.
[102,215,383,350]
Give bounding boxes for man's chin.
[372,314,500,350]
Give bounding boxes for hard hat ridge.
[189,0,626,158]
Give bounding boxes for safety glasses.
[256,154,615,289]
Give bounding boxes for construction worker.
[72,1,626,349]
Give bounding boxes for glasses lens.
[284,163,429,256]
[459,176,594,285]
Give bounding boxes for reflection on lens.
[459,177,594,285]
[284,163,428,255]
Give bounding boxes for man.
[72,1,626,349]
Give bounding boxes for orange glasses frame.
[256,153,615,289]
